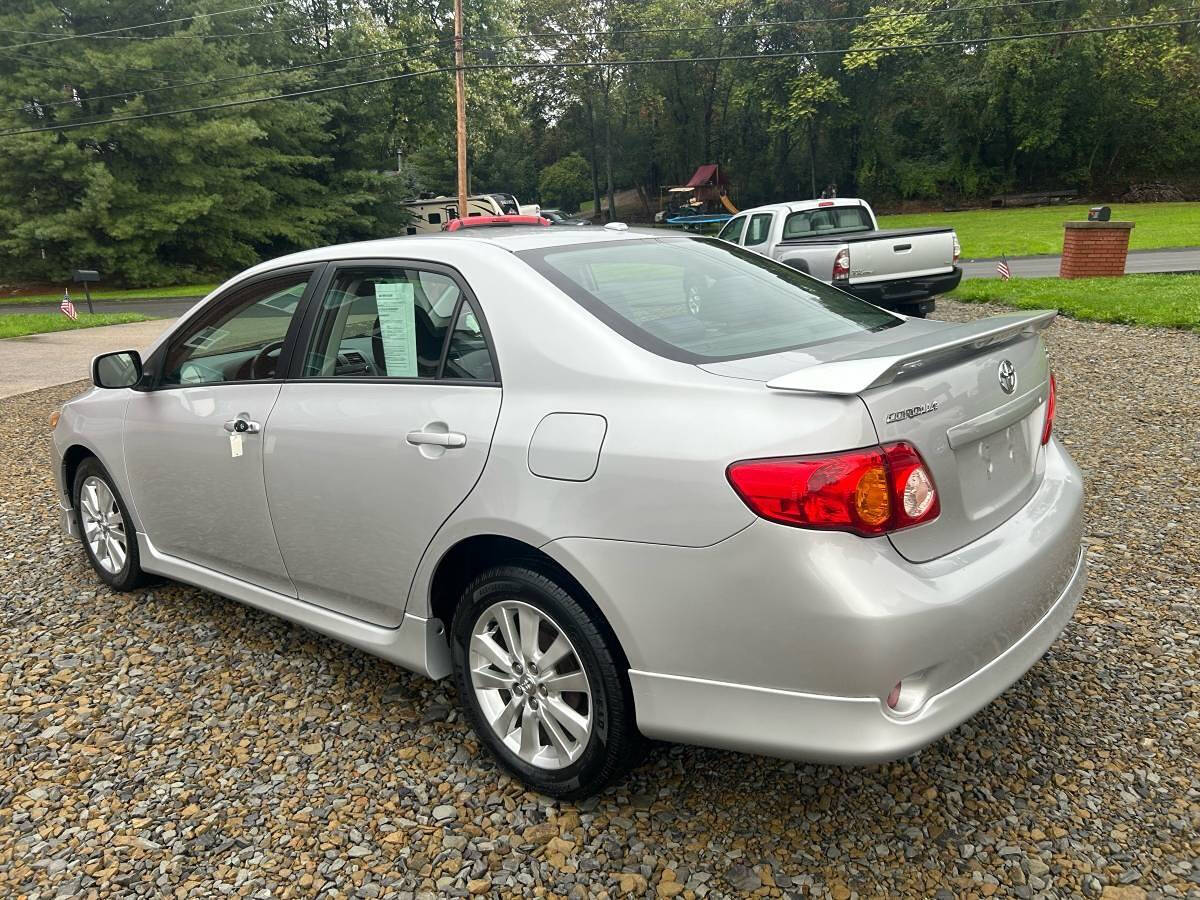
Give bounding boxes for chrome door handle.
[406,430,466,449]
[224,417,261,434]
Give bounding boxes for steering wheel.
[250,340,286,380]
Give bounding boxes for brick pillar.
[1059,221,1134,278]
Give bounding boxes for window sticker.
[183,326,230,351]
[374,282,418,377]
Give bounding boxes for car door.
[262,260,502,627]
[123,266,321,595]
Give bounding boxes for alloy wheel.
[79,475,127,575]
[468,599,593,770]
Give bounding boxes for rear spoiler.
[766,310,1057,395]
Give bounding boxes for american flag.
[996,256,1012,281]
[60,289,78,320]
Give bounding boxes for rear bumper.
[543,437,1085,764]
[629,546,1084,763]
[844,266,963,310]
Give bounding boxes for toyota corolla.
[52,226,1085,797]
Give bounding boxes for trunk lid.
[705,311,1056,562]
[857,331,1050,561]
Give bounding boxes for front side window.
[783,205,872,239]
[519,237,900,363]
[160,273,310,385]
[744,213,773,246]
[717,215,746,243]
[302,266,496,381]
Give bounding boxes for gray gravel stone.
[2,302,1198,897]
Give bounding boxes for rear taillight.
[1041,373,1056,445]
[832,248,850,281]
[726,442,940,536]
[952,235,961,264]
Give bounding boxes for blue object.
[665,213,732,226]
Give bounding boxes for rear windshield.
[518,237,900,363]
[783,205,872,239]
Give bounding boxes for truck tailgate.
[846,227,956,285]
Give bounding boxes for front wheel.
[450,565,641,798]
[73,457,150,592]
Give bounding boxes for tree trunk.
[808,125,817,199]
[604,87,615,222]
[586,91,601,219]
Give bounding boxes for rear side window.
[301,266,496,381]
[783,206,872,239]
[744,213,772,246]
[518,237,900,363]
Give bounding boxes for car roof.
[245,226,672,270]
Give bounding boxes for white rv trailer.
[400,192,522,234]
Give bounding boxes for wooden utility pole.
[454,0,468,218]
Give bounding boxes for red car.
[443,214,550,232]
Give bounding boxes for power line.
[0,0,1124,94]
[480,5,1200,58]
[0,1,282,51]
[2,15,1195,138]
[0,0,1110,113]
[484,0,1073,44]
[1,39,455,114]
[0,21,314,42]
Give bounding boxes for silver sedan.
[52,226,1085,797]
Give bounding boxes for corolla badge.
[998,359,1017,394]
[885,402,940,424]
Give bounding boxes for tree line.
[1,0,1196,284]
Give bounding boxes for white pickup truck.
[716,198,962,316]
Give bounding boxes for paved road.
[0,296,202,317]
[961,246,1200,279]
[0,318,176,399]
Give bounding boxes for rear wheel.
[450,565,641,798]
[73,458,149,592]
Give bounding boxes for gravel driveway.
[2,299,1197,898]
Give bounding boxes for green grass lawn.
[0,312,156,339]
[879,202,1200,258]
[948,274,1200,330]
[0,282,218,306]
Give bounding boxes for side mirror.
[92,350,143,389]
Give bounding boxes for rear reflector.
[726,442,940,536]
[1041,373,1056,445]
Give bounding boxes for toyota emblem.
[998,359,1017,394]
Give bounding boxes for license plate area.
[954,418,1037,521]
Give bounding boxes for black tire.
[450,565,642,798]
[72,457,150,592]
[897,299,935,318]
